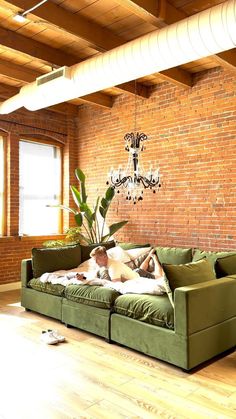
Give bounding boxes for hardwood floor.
[0,290,235,419]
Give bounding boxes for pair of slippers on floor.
[41,329,65,345]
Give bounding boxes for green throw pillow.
[193,249,236,274]
[155,247,193,265]
[215,254,236,277]
[163,259,216,291]
[32,244,81,278]
[80,240,116,262]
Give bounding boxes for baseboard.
[0,282,21,292]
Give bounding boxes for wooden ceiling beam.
[114,81,150,98]
[5,0,124,52]
[159,68,192,87]
[114,0,166,28]
[0,26,79,67]
[212,49,236,71]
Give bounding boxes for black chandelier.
[107,84,161,204]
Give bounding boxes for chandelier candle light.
[107,84,161,204]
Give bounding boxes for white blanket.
[40,269,166,295]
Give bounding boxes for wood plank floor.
[0,290,235,419]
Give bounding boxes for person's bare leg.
[139,248,155,271]
[151,254,164,278]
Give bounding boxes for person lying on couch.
[89,246,165,282]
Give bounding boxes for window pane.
[0,136,4,235]
[19,140,62,235]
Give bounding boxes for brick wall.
[77,67,236,252]
[0,107,77,284]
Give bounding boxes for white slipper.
[47,329,66,343]
[40,330,59,345]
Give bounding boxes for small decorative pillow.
[163,258,216,291]
[125,247,152,260]
[215,254,236,277]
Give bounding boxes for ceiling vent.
[36,66,70,86]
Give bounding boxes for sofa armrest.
[21,259,33,287]
[174,277,236,336]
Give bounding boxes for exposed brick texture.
[77,68,236,252]
[0,66,235,285]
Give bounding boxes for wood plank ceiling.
[0,0,235,114]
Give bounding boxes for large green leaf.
[75,168,85,183]
[71,186,82,207]
[75,168,87,202]
[108,220,128,236]
[105,186,115,201]
[47,204,77,215]
[74,213,83,227]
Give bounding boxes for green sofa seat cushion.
[163,259,216,291]
[192,249,236,275]
[65,284,120,309]
[80,240,116,262]
[28,278,65,296]
[113,294,174,330]
[155,247,193,265]
[215,254,236,277]
[32,244,81,278]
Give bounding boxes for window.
[19,140,62,236]
[0,136,5,235]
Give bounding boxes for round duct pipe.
[0,0,236,113]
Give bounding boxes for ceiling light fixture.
[107,82,161,204]
[13,0,48,23]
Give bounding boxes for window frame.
[19,137,63,236]
[0,133,7,236]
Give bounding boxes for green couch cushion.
[192,249,236,274]
[163,258,215,291]
[155,247,193,265]
[32,245,81,278]
[28,278,65,296]
[118,242,150,250]
[215,254,236,277]
[80,240,116,262]
[65,284,120,309]
[113,294,174,329]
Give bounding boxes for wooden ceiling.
[0,0,235,114]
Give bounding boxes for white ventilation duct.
[0,0,235,114]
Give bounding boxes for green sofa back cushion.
[215,254,236,277]
[32,244,81,278]
[155,247,193,265]
[163,258,215,291]
[80,240,116,262]
[118,242,150,250]
[192,249,236,274]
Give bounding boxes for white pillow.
[126,247,152,260]
[107,246,131,263]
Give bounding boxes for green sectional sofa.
[21,242,236,370]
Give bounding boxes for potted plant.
[44,168,127,247]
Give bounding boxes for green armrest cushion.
[163,258,216,291]
[21,258,33,287]
[80,240,116,262]
[175,277,236,335]
[32,244,82,278]
[215,254,236,277]
[155,247,193,265]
